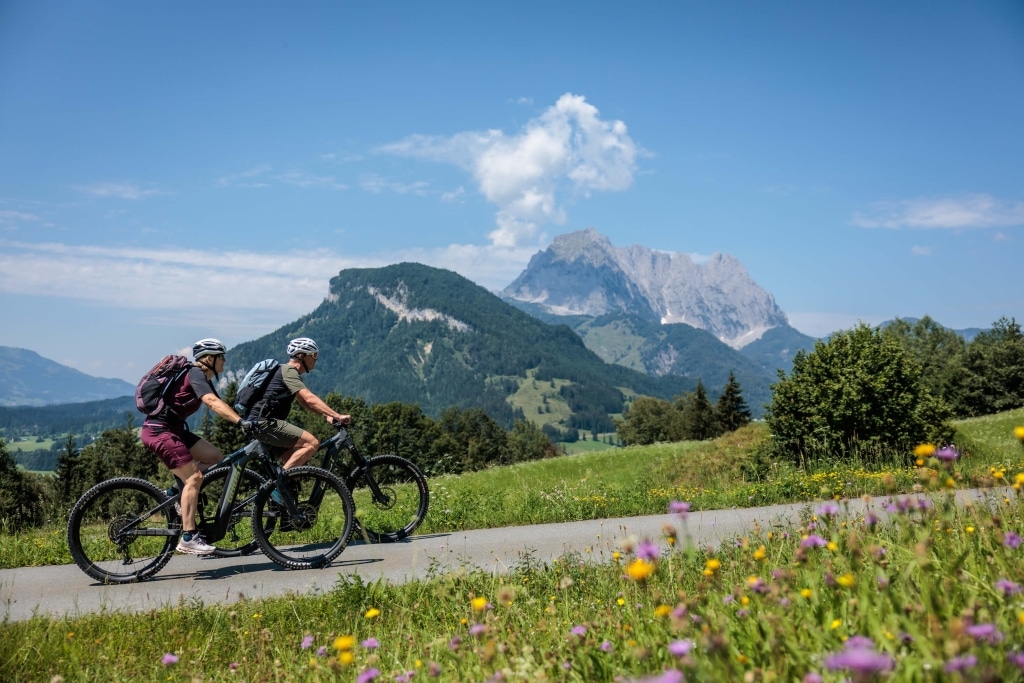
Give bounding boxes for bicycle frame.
[315,426,393,508]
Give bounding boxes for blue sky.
[1,1,1022,383]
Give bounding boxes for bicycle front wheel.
[66,477,177,584]
[347,455,429,543]
[197,466,267,557]
[251,466,354,570]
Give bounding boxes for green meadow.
[1,408,1023,681]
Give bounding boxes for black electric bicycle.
[204,420,429,557]
[66,436,356,584]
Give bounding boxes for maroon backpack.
[135,355,192,418]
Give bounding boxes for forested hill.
[224,263,698,430]
[0,347,134,407]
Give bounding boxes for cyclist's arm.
[200,393,243,424]
[295,388,350,424]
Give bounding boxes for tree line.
[0,384,555,533]
[614,371,753,445]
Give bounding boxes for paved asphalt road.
[0,489,999,623]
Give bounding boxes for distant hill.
[0,396,137,438]
[224,263,698,433]
[0,347,134,407]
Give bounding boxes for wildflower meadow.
[1,411,1023,682]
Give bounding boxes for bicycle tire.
[346,454,429,543]
[251,466,354,570]
[66,477,177,584]
[197,466,267,557]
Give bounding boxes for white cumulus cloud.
[379,93,639,248]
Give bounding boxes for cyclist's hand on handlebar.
[330,415,352,428]
[239,419,264,438]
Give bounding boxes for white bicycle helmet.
[192,338,227,360]
[287,337,319,357]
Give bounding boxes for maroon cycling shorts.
[141,424,202,470]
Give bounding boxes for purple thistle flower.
[469,623,487,637]
[845,636,875,650]
[1009,652,1024,671]
[395,671,414,682]
[965,623,1004,644]
[934,446,959,462]
[448,636,462,651]
[800,534,828,549]
[600,640,613,652]
[357,668,380,683]
[301,635,314,650]
[823,638,894,676]
[229,662,240,670]
[316,646,328,657]
[668,639,694,657]
[362,637,380,649]
[1004,531,1022,549]
[637,539,660,561]
[570,625,587,637]
[944,655,977,673]
[669,501,691,518]
[722,595,735,605]
[802,674,823,683]
[996,578,1022,595]
[161,653,179,667]
[816,502,840,517]
[737,608,750,618]
[427,662,442,677]
[865,512,880,528]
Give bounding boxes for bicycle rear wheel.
[251,466,354,569]
[197,466,267,557]
[66,477,177,584]
[347,455,429,543]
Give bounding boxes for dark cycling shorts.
[141,423,202,470]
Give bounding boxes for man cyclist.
[140,338,251,555]
[247,337,351,469]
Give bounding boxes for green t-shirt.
[253,363,307,420]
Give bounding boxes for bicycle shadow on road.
[123,556,385,584]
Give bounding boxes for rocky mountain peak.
[502,229,790,349]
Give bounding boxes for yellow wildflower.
[1014,426,1024,441]
[653,605,672,618]
[364,608,381,619]
[831,619,842,630]
[333,635,356,651]
[800,589,812,599]
[827,541,838,552]
[471,597,488,612]
[966,526,975,534]
[339,651,354,666]
[836,573,856,588]
[753,545,767,561]
[626,558,655,581]
[914,443,936,458]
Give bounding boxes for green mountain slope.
[224,263,697,430]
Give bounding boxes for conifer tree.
[714,371,752,433]
[53,433,81,505]
[678,380,719,440]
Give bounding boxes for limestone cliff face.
[502,229,790,349]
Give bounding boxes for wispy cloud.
[278,170,347,190]
[216,164,273,188]
[0,210,42,229]
[852,194,1024,229]
[359,174,429,195]
[911,245,933,256]
[0,239,532,324]
[379,93,639,248]
[75,182,165,199]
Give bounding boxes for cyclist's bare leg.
[281,431,319,470]
[172,440,224,532]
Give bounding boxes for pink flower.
[667,639,694,657]
[357,668,380,683]
[301,635,314,649]
[361,637,380,649]
[161,653,178,667]
[669,501,691,518]
[637,539,660,561]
